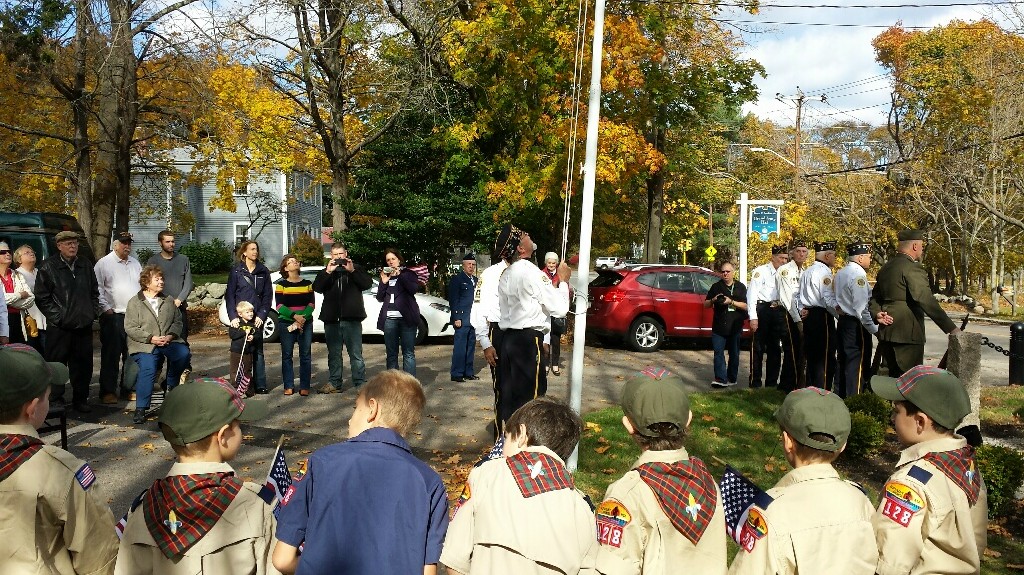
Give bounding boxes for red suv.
[586,264,751,352]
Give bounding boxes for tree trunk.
[643,126,666,263]
[331,162,350,232]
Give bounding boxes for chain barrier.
[981,336,1024,360]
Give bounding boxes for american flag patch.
[75,463,96,490]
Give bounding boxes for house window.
[291,173,311,202]
[234,223,249,246]
[229,176,249,196]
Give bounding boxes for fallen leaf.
[597,436,610,444]
[755,421,765,428]
[752,433,763,441]
[734,412,745,418]
[702,415,715,422]
[595,445,611,454]
[764,463,775,472]
[139,443,156,452]
[243,435,255,440]
[601,468,616,475]
[709,426,720,434]
[78,442,92,448]
[585,422,602,433]
[984,548,1002,558]
[1006,564,1024,570]
[444,454,462,465]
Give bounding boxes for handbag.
[23,313,39,338]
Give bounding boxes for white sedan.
[218,266,455,344]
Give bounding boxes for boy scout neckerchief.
[0,434,43,482]
[507,451,574,498]
[142,472,243,558]
[637,458,717,544]
[924,446,983,506]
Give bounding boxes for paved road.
[43,316,1012,518]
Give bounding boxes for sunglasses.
[0,250,10,255]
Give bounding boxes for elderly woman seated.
[125,265,192,424]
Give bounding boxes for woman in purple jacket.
[226,240,273,393]
[376,248,420,375]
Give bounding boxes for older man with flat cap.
[495,224,570,433]
[870,230,959,378]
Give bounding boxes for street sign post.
[736,193,784,284]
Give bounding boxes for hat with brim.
[870,366,970,429]
[621,367,690,437]
[774,387,850,452]
[54,231,80,243]
[0,344,69,410]
[159,378,269,446]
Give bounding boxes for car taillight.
[602,289,626,303]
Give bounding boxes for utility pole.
[793,88,805,197]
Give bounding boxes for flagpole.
[567,0,606,473]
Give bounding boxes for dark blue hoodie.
[226,260,273,321]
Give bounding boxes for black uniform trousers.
[837,315,873,398]
[749,303,786,388]
[488,322,504,435]
[497,327,546,430]
[803,307,837,391]
[98,312,127,397]
[780,312,803,392]
[45,325,94,404]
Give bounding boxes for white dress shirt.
[776,260,804,323]
[747,262,780,321]
[498,259,570,332]
[471,260,508,350]
[798,260,838,317]
[835,261,878,334]
[94,252,142,313]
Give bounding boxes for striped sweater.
[274,278,315,322]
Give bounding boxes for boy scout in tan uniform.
[441,397,597,575]
[595,368,727,575]
[870,366,987,575]
[115,378,282,575]
[0,343,119,575]
[727,387,877,575]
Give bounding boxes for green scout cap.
[620,367,690,437]
[0,344,69,410]
[159,378,268,446]
[897,229,925,241]
[774,387,851,452]
[871,366,970,429]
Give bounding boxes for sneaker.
[316,383,339,394]
[101,393,119,405]
[132,409,146,424]
[712,380,738,388]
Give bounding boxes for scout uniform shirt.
[873,436,988,575]
[440,446,597,574]
[0,423,118,575]
[115,461,282,575]
[726,463,877,575]
[594,448,727,575]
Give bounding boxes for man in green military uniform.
[870,230,960,377]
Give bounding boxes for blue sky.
[725,0,1012,128]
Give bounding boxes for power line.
[709,18,1000,29]
[802,74,892,95]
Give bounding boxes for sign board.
[750,206,780,241]
[705,246,717,259]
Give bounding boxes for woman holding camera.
[376,248,420,376]
[704,260,748,388]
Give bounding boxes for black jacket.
[35,254,101,330]
[313,264,373,322]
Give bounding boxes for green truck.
[0,212,95,262]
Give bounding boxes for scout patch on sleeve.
[739,508,768,552]
[596,499,631,548]
[74,463,96,490]
[856,277,866,287]
[293,459,308,482]
[822,276,832,286]
[880,481,926,527]
[451,481,472,518]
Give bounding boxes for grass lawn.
[576,387,1024,573]
[193,272,229,285]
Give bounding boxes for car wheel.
[600,264,608,269]
[415,316,428,346]
[626,316,664,352]
[262,312,280,343]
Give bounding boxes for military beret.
[846,241,872,256]
[898,229,925,242]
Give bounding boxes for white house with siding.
[129,149,322,268]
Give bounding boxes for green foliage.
[135,247,155,264]
[845,392,891,428]
[975,444,1024,518]
[844,411,886,459]
[180,238,234,274]
[290,234,325,266]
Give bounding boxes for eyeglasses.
[0,250,10,255]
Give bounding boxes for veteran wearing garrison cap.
[797,241,839,391]
[746,245,790,389]
[834,241,877,398]
[776,240,809,391]
[449,252,479,383]
[869,230,959,378]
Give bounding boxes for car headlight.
[429,302,450,313]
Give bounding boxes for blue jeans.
[711,332,740,383]
[324,321,365,389]
[279,321,313,391]
[133,342,191,409]
[383,318,416,376]
[253,339,267,391]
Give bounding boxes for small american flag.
[719,465,772,545]
[74,463,96,490]
[259,444,292,517]
[408,264,430,286]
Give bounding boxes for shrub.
[135,247,155,265]
[975,444,1024,518]
[844,411,885,459]
[180,238,234,274]
[845,392,891,428]
[290,234,326,266]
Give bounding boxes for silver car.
[218,266,455,343]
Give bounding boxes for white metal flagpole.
[567,0,606,472]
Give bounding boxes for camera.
[714,294,727,302]
[382,266,395,275]
[333,258,349,266]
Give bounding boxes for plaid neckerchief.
[924,446,983,506]
[0,434,44,482]
[142,472,243,558]
[507,451,574,498]
[637,458,718,544]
